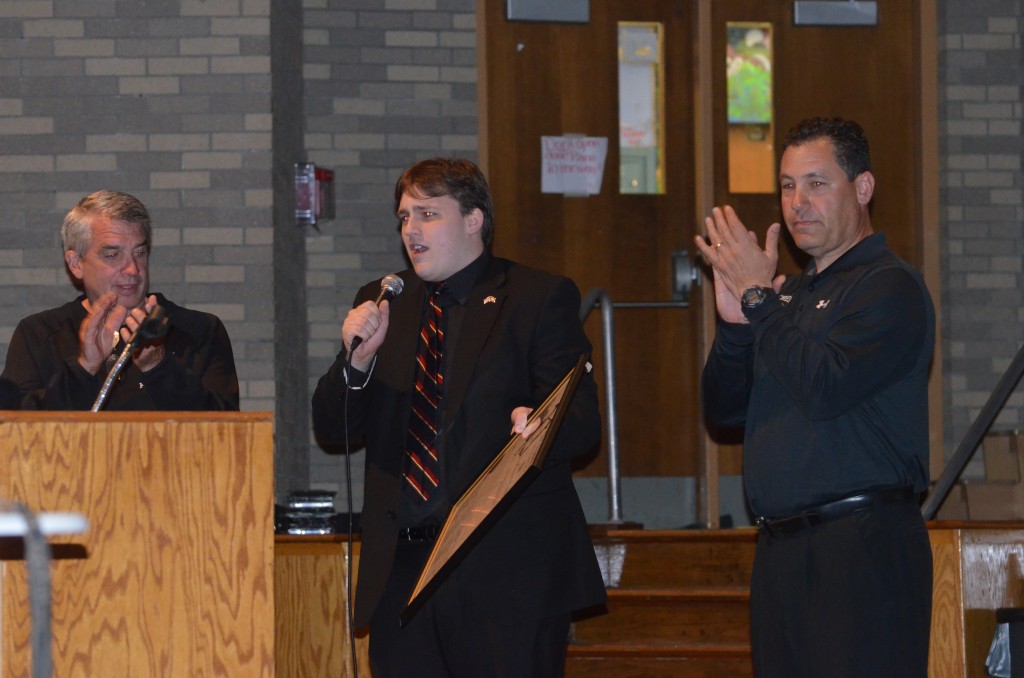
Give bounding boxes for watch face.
[743,287,767,308]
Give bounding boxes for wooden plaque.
[400,356,589,624]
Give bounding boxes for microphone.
[91,305,170,412]
[349,274,404,352]
[129,305,170,348]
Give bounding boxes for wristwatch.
[741,286,772,310]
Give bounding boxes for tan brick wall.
[939,0,1024,468]
[301,0,478,505]
[0,1,274,414]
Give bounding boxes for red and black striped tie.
[403,283,445,501]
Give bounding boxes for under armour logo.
[816,299,830,309]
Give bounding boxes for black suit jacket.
[313,256,607,627]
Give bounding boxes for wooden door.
[706,0,930,478]
[479,1,931,494]
[710,0,927,276]
[480,1,701,479]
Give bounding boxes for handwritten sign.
[541,136,607,195]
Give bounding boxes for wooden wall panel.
[0,412,274,677]
[704,1,929,479]
[274,539,369,678]
[480,0,701,478]
[928,525,1024,678]
[482,0,932,487]
[273,526,1024,677]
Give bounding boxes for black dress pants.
[368,540,570,678]
[750,498,932,678]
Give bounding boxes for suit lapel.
[443,261,507,427]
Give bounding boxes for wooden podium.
[0,411,275,676]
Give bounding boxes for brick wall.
[938,0,1024,469]
[301,0,478,506]
[0,0,279,469]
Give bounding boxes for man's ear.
[855,171,875,206]
[464,208,483,236]
[64,250,83,281]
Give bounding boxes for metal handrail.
[580,289,690,524]
[922,339,1024,520]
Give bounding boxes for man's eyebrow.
[780,170,828,181]
[399,204,438,215]
[98,241,147,251]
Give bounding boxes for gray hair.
[61,190,152,254]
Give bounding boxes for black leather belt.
[397,524,442,542]
[755,486,917,537]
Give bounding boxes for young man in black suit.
[312,157,605,676]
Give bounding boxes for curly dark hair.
[782,117,871,181]
[394,157,494,247]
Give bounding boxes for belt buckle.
[755,516,780,536]
[399,524,440,542]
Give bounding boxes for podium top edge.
[0,411,273,424]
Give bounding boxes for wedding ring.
[715,242,723,248]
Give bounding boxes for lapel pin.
[484,295,496,304]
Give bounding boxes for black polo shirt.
[701,233,935,517]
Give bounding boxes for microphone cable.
[337,273,402,677]
[342,350,359,678]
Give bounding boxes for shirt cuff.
[343,355,376,389]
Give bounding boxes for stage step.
[568,529,757,676]
[566,643,753,678]
[571,587,750,644]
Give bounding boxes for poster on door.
[540,135,607,196]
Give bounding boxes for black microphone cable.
[341,360,359,678]
[338,273,403,677]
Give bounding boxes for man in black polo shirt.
[695,117,935,677]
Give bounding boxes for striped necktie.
[403,283,446,501]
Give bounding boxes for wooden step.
[566,642,753,678]
[570,529,757,676]
[592,528,757,589]
[572,587,750,644]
